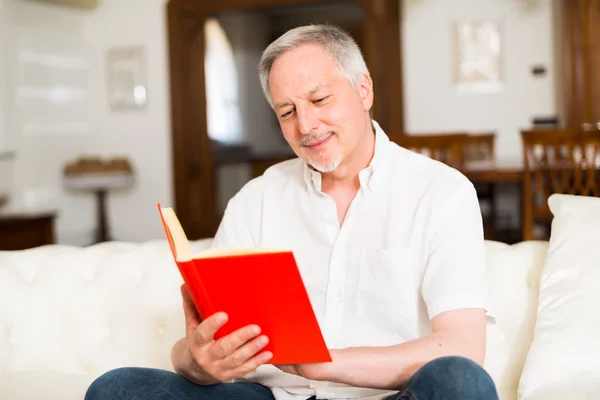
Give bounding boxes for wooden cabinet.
[0,211,56,250]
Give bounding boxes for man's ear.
[358,73,374,112]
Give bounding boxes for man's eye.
[313,98,326,104]
[280,110,292,118]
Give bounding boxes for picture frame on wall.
[453,19,503,94]
[107,46,147,110]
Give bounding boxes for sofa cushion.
[0,371,94,400]
[482,240,548,400]
[518,194,600,399]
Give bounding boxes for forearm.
[324,332,484,390]
[171,338,220,386]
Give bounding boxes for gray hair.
[258,24,370,109]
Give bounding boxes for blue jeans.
[85,356,498,400]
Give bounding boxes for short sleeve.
[210,177,263,249]
[421,180,492,321]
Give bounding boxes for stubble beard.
[300,131,342,172]
[308,154,342,172]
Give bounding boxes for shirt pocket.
[356,247,419,329]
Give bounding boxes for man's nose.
[296,106,319,136]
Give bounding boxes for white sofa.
[0,238,546,400]
[0,194,598,400]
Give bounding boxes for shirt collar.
[303,120,393,193]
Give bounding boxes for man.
[86,24,498,400]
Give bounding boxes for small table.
[0,208,57,250]
[64,173,134,244]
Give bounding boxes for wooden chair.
[521,129,600,240]
[464,133,496,165]
[397,133,468,172]
[464,133,498,239]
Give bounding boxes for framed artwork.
[453,20,503,93]
[107,46,147,110]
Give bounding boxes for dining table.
[464,160,524,243]
[465,160,523,183]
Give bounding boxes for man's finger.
[193,312,229,347]
[219,334,270,370]
[208,325,262,360]
[222,350,273,381]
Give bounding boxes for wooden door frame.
[561,0,586,127]
[166,0,404,239]
[561,0,600,128]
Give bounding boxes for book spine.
[181,260,215,320]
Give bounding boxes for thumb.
[180,284,201,334]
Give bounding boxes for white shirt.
[211,121,492,400]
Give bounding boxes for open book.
[157,204,331,364]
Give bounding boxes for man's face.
[268,44,373,172]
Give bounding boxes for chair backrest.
[398,133,468,171]
[464,133,496,164]
[520,129,600,240]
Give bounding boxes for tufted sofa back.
[0,238,549,400]
[0,240,211,375]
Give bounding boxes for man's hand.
[274,364,321,380]
[274,350,339,381]
[173,284,273,385]
[277,308,486,389]
[274,309,487,390]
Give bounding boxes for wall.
[0,0,561,244]
[402,0,558,167]
[0,0,8,154]
[0,0,14,196]
[1,0,172,245]
[79,0,173,244]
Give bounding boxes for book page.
[195,247,286,259]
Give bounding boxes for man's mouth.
[302,133,333,149]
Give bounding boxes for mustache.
[299,131,335,147]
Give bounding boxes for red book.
[157,203,331,365]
